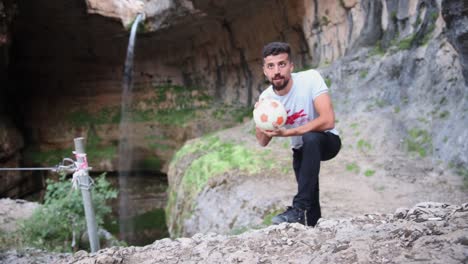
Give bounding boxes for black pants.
[292,131,341,226]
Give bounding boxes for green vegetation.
[168,135,282,237]
[263,209,284,226]
[394,106,401,113]
[293,65,313,73]
[439,110,450,119]
[413,15,422,28]
[398,34,415,50]
[68,106,120,126]
[405,128,432,157]
[339,0,345,8]
[17,173,118,252]
[66,84,215,127]
[23,147,73,165]
[370,41,386,57]
[152,84,213,106]
[375,99,386,108]
[22,130,117,166]
[417,117,429,124]
[346,162,360,174]
[324,77,332,88]
[357,139,372,152]
[231,106,254,123]
[456,167,468,188]
[181,140,261,195]
[359,70,368,79]
[402,96,409,105]
[141,156,162,171]
[321,16,331,26]
[364,169,375,177]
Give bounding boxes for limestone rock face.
[85,0,144,27]
[442,0,468,85]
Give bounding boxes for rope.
[0,155,94,190]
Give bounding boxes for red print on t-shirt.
[286,109,307,125]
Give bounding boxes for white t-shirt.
[259,69,339,149]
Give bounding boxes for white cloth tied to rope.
[71,152,94,190]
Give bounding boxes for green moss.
[402,96,409,105]
[154,109,196,127]
[85,131,117,161]
[321,16,330,26]
[67,111,94,126]
[165,190,177,226]
[68,106,120,126]
[325,77,332,88]
[182,143,261,194]
[359,70,368,79]
[456,167,468,189]
[231,106,254,123]
[413,16,422,28]
[140,156,162,171]
[262,209,283,225]
[346,162,360,174]
[439,111,449,119]
[357,139,372,152]
[152,84,213,106]
[87,145,117,161]
[23,147,73,165]
[394,106,401,113]
[168,135,283,237]
[364,169,375,177]
[375,99,386,108]
[405,128,432,157]
[398,34,415,50]
[370,41,386,57]
[293,65,313,73]
[417,117,429,124]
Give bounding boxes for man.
[256,42,341,226]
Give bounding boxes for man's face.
[263,53,294,92]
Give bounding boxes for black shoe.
[271,206,306,225]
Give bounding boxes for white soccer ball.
[253,98,287,131]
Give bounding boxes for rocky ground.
[1,202,467,263]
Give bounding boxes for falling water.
[118,13,144,243]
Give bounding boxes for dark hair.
[262,42,291,59]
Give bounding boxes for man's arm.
[256,127,273,146]
[263,93,335,138]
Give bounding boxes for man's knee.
[301,132,324,147]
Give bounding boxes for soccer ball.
[253,98,287,130]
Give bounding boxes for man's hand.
[259,124,289,137]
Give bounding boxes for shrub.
[18,173,118,252]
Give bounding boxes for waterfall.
[118,13,144,243]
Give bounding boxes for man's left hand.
[260,125,288,137]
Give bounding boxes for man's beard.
[272,77,289,92]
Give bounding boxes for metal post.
[73,137,100,252]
